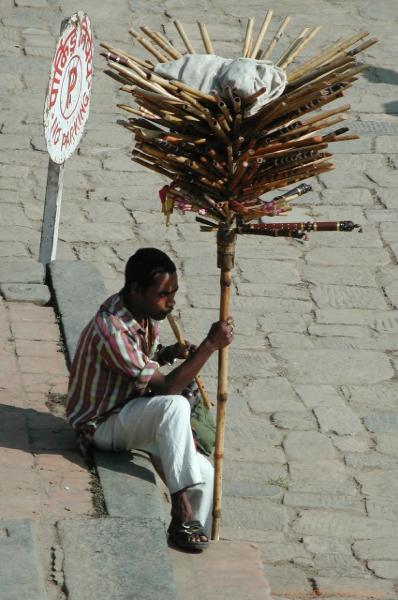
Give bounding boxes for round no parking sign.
[44,12,93,164]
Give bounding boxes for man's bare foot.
[170,489,208,545]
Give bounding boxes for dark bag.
[183,381,216,456]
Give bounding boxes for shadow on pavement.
[0,402,85,469]
[383,100,398,115]
[363,66,398,85]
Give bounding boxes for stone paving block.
[367,208,398,222]
[261,541,311,563]
[259,313,312,334]
[204,348,279,379]
[170,541,272,600]
[223,480,283,499]
[268,332,315,349]
[58,222,133,243]
[262,563,312,598]
[59,517,178,600]
[193,293,313,315]
[381,221,398,243]
[284,492,364,513]
[0,226,40,245]
[366,496,398,521]
[8,302,55,323]
[294,509,398,539]
[363,413,398,433]
[0,204,31,227]
[310,284,388,310]
[223,459,287,487]
[294,384,346,408]
[222,496,288,532]
[347,383,398,415]
[279,348,394,385]
[303,264,377,286]
[382,279,398,308]
[367,560,398,579]
[309,323,373,339]
[375,433,398,456]
[375,136,398,154]
[315,576,396,599]
[314,405,364,435]
[353,538,398,561]
[283,431,335,460]
[225,417,282,447]
[246,377,303,414]
[314,552,367,577]
[226,444,286,465]
[0,258,44,284]
[344,451,398,469]
[272,410,318,430]
[303,536,353,556]
[236,258,302,284]
[289,460,347,482]
[0,241,29,258]
[0,519,46,599]
[307,228,383,248]
[332,435,370,453]
[0,283,50,305]
[355,469,398,499]
[11,320,60,342]
[236,282,310,301]
[305,246,391,267]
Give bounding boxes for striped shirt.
[66,292,160,435]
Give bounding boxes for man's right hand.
[149,317,235,396]
[206,318,235,351]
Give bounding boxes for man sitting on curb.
[66,248,234,551]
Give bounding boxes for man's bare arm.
[149,320,233,395]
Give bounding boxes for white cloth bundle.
[154,54,287,115]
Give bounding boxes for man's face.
[131,271,178,321]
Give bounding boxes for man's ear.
[129,281,143,296]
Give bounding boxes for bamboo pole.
[129,29,170,63]
[173,19,196,53]
[249,9,273,59]
[282,26,321,69]
[198,22,215,54]
[262,15,291,59]
[276,27,310,67]
[212,224,236,541]
[242,18,255,58]
[139,26,182,59]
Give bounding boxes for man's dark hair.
[124,248,176,292]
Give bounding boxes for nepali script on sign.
[44,12,93,163]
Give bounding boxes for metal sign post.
[39,12,93,265]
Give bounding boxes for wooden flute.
[238,220,361,237]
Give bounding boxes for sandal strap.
[169,518,206,537]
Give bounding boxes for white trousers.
[93,394,214,535]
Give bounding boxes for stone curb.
[49,260,178,599]
[0,520,47,600]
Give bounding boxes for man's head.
[124,248,178,321]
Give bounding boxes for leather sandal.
[168,518,209,551]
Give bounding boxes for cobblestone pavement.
[0,299,95,599]
[1,0,398,597]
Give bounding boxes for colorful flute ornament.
[102,14,375,541]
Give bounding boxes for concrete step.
[59,516,178,600]
[0,520,46,600]
[169,540,273,600]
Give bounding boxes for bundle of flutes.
[101,14,377,235]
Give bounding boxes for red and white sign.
[44,12,93,163]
